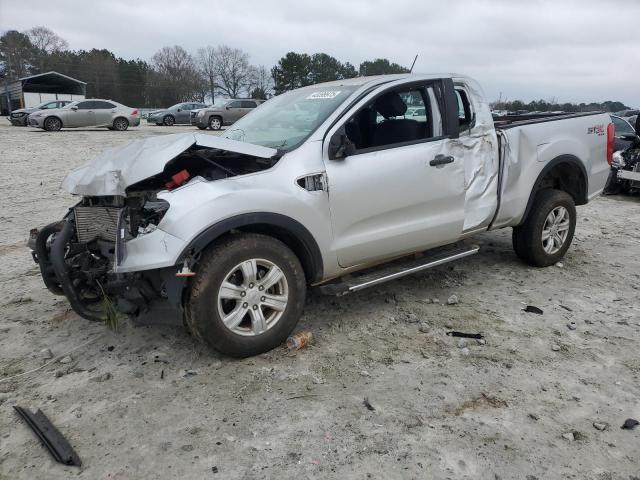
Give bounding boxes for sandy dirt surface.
[0,120,639,480]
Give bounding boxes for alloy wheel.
[217,258,288,336]
[541,206,570,254]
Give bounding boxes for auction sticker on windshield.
[306,91,341,100]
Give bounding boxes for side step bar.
[319,242,479,296]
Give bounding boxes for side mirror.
[71,106,78,111]
[620,133,639,141]
[177,108,182,112]
[225,106,231,110]
[328,127,356,160]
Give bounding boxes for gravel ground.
[0,120,639,480]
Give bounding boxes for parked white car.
[29,74,611,357]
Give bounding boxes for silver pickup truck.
[29,74,612,357]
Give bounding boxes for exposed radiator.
[74,206,122,243]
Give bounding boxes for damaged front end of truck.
[28,133,281,324]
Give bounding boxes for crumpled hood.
[61,133,278,196]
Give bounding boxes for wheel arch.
[44,115,64,129]
[179,213,324,284]
[520,155,588,224]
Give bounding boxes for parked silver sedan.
[28,99,140,131]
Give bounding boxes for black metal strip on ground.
[13,406,82,467]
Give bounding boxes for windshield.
[169,103,183,110]
[222,86,357,149]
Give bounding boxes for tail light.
[606,122,615,166]
[131,110,138,116]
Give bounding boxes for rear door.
[323,79,466,267]
[240,100,258,119]
[225,101,243,123]
[67,101,96,127]
[93,101,117,126]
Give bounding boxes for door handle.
[429,155,454,167]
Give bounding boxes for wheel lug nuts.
[249,283,254,288]
[258,285,264,291]
[240,291,246,297]
[252,305,258,310]
[261,296,265,302]
[242,302,248,308]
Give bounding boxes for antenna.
[409,54,418,73]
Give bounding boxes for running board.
[319,242,479,296]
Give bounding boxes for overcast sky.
[2,0,639,107]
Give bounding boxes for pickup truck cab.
[29,74,612,357]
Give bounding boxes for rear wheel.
[43,117,62,132]
[163,115,175,126]
[208,116,222,130]
[512,189,576,267]
[112,117,129,131]
[186,233,306,358]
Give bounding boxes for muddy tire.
[43,116,62,132]
[208,116,222,130]
[163,115,175,126]
[512,189,576,267]
[112,117,129,131]
[186,233,306,358]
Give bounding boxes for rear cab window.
[241,101,257,108]
[454,86,475,131]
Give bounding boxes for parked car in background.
[8,100,72,126]
[191,99,264,130]
[147,102,207,126]
[28,99,140,131]
[615,109,640,120]
[604,115,640,194]
[610,114,637,152]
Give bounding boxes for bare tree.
[197,45,217,103]
[27,26,69,72]
[247,65,273,99]
[152,45,205,103]
[212,45,251,98]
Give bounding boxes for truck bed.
[493,111,604,129]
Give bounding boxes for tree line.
[491,99,630,113]
[0,26,408,108]
[1,26,630,112]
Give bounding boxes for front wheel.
[208,116,222,130]
[43,117,62,132]
[186,233,306,357]
[512,189,576,267]
[163,115,175,126]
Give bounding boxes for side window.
[344,86,435,151]
[93,101,116,109]
[76,101,94,110]
[227,101,242,108]
[455,88,474,130]
[241,100,257,108]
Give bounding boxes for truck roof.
[305,73,467,89]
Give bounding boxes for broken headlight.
[126,199,170,238]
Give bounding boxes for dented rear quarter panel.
[492,112,610,228]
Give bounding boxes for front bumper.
[29,117,44,128]
[9,114,28,126]
[29,216,187,322]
